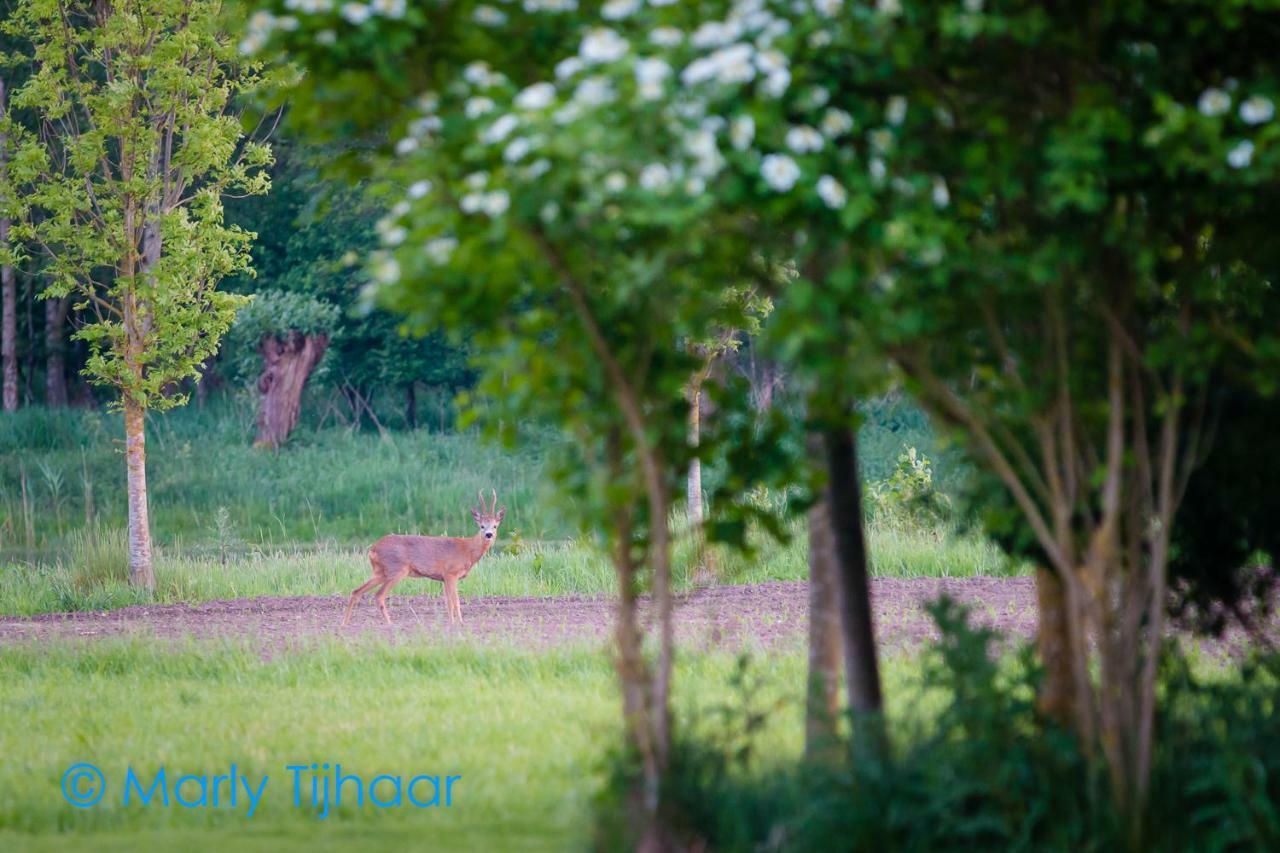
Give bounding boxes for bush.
[594,600,1280,851]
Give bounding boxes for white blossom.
[515,82,557,111]
[602,0,641,19]
[476,191,509,217]
[821,108,854,137]
[685,175,707,195]
[963,0,984,12]
[555,57,585,80]
[1227,139,1254,169]
[395,137,419,155]
[604,171,628,192]
[540,202,560,223]
[381,226,407,246]
[813,0,842,18]
[635,57,672,99]
[869,158,887,183]
[932,177,950,207]
[465,172,490,190]
[868,128,894,153]
[370,0,405,17]
[580,28,630,63]
[417,92,440,113]
[650,27,684,47]
[691,21,742,49]
[465,97,496,118]
[315,29,337,45]
[807,29,832,48]
[754,49,787,75]
[1240,95,1275,125]
[464,62,499,88]
[371,255,400,283]
[474,5,508,25]
[425,237,458,264]
[391,200,411,218]
[876,0,902,16]
[408,180,433,199]
[785,125,824,154]
[761,153,801,191]
[525,159,552,179]
[816,175,847,209]
[460,193,484,214]
[730,115,756,151]
[408,116,442,137]
[640,163,673,190]
[504,137,533,162]
[239,33,266,55]
[886,96,908,125]
[340,2,371,24]
[1197,87,1231,117]
[574,77,616,105]
[762,68,791,98]
[649,0,678,5]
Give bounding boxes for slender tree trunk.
[805,480,843,757]
[44,295,70,406]
[405,381,417,429]
[254,332,329,448]
[123,395,155,589]
[1,76,16,413]
[1035,565,1078,728]
[686,383,703,524]
[0,238,14,413]
[823,424,884,728]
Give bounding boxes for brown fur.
[342,492,505,626]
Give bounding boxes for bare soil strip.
[0,578,1040,654]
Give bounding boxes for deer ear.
[471,508,482,524]
[497,506,506,522]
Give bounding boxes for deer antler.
[476,489,488,514]
[490,488,498,513]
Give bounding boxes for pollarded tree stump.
[254,331,328,449]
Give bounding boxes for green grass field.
[0,638,944,852]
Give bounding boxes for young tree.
[1,73,16,412]
[7,0,272,588]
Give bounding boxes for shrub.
[594,600,1280,851]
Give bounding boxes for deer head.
[470,489,506,540]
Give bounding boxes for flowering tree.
[254,0,1280,835]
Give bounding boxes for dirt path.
[0,578,1039,654]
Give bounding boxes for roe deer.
[342,489,506,626]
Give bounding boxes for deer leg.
[375,571,409,625]
[443,577,460,625]
[342,576,382,627]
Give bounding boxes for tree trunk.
[1,76,16,413]
[1035,565,1078,728]
[44,295,70,406]
[805,480,843,757]
[123,395,155,590]
[823,425,884,728]
[686,384,703,524]
[254,332,328,449]
[405,381,417,429]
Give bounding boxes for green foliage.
[4,0,273,411]
[597,603,1280,851]
[220,289,340,385]
[867,447,952,528]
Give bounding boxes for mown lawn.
[0,639,940,851]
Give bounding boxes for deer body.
[342,491,505,626]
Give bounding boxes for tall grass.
[0,395,960,555]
